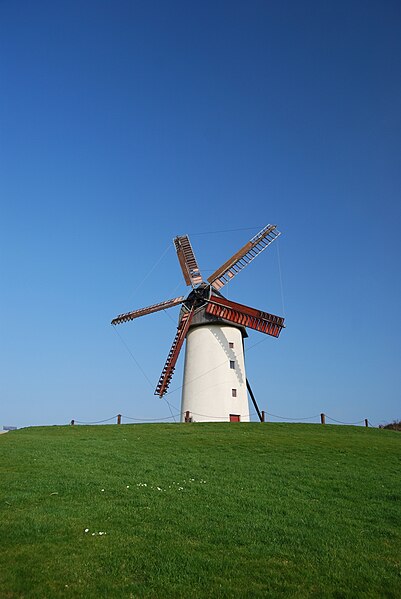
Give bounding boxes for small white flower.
[92,533,96,536]
[126,485,130,488]
[84,528,89,533]
[101,489,105,492]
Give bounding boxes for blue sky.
[1,0,400,428]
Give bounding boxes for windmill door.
[229,414,241,422]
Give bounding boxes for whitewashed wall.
[181,324,249,422]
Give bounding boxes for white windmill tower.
[112,225,285,422]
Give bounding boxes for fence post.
[261,411,265,422]
[365,419,369,427]
[185,411,191,423]
[320,413,326,425]
[117,414,122,425]
[70,419,75,426]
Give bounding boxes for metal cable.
[276,239,286,318]
[122,413,180,422]
[74,416,118,425]
[189,226,264,236]
[264,412,320,421]
[112,327,154,388]
[162,308,177,324]
[245,335,269,353]
[163,397,180,412]
[128,243,172,302]
[325,416,366,425]
[163,397,177,423]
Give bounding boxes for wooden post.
[70,419,75,426]
[117,414,122,425]
[365,419,369,427]
[261,411,265,422]
[320,413,326,425]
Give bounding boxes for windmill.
[112,225,285,422]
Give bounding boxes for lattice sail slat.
[111,296,185,326]
[155,307,195,397]
[207,224,280,290]
[174,235,203,287]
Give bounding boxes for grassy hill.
[0,423,400,598]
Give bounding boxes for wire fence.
[69,411,377,427]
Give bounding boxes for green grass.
[0,423,400,598]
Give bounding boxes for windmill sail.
[205,295,285,337]
[207,224,280,290]
[174,235,203,287]
[155,307,195,397]
[111,296,185,326]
